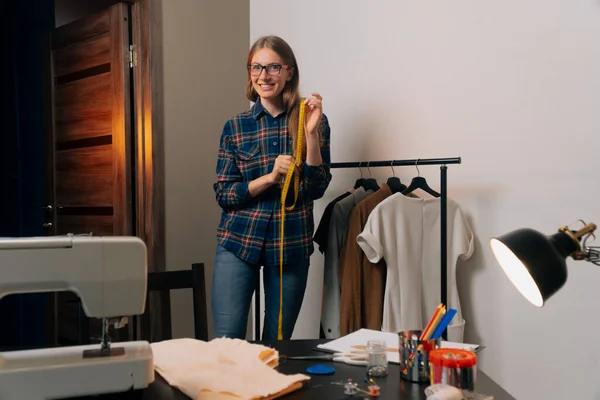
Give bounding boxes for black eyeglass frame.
[246,63,292,76]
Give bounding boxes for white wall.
[162,0,250,339]
[251,1,600,399]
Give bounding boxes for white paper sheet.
[315,329,483,364]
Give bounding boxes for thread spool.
[429,349,477,391]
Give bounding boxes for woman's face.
[249,48,293,102]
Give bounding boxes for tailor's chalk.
[306,364,335,375]
[431,309,457,339]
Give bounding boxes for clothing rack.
[254,156,461,340]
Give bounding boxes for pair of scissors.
[281,351,368,366]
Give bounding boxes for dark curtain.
[0,0,55,348]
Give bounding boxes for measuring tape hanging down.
[278,99,306,340]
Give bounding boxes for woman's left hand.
[304,93,323,139]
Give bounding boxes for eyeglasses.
[247,63,291,76]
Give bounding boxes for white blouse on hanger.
[356,193,474,343]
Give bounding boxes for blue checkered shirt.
[214,99,332,267]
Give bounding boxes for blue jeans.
[211,244,309,340]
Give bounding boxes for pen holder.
[398,330,440,383]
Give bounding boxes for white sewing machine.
[0,234,154,400]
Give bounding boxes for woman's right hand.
[269,155,296,184]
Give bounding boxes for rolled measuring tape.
[429,348,477,391]
[277,99,305,340]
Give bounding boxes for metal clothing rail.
[254,156,461,341]
[330,157,461,168]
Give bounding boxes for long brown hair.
[245,36,305,160]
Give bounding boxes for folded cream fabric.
[151,338,310,400]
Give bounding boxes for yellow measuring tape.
[278,99,305,340]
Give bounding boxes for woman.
[212,35,332,340]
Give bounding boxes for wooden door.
[45,2,134,344]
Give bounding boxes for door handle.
[43,222,53,228]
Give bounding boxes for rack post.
[440,165,448,340]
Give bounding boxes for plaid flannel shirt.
[214,99,332,267]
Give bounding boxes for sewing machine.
[0,234,154,400]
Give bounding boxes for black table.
[77,339,515,399]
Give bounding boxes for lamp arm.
[560,222,600,265]
[582,245,600,266]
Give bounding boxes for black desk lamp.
[490,221,600,307]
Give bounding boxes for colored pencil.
[420,303,445,340]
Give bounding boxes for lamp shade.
[490,228,580,307]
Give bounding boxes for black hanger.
[353,164,365,189]
[402,160,440,197]
[386,162,406,194]
[361,177,380,191]
[360,162,379,191]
